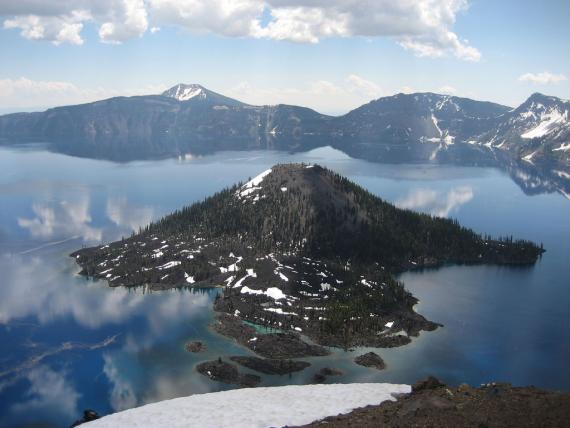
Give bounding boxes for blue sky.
[0,0,569,115]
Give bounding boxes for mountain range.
[0,83,568,167]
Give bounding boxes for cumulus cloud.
[1,0,148,44]
[98,0,148,44]
[1,0,480,60]
[518,72,567,85]
[4,11,87,45]
[396,186,474,217]
[149,0,263,38]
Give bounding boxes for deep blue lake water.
[0,145,569,427]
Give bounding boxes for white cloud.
[396,186,474,217]
[1,0,148,44]
[346,74,382,98]
[399,30,480,62]
[438,85,457,94]
[0,76,167,110]
[227,74,382,114]
[399,85,415,94]
[1,0,480,60]
[98,0,148,44]
[518,72,568,85]
[3,11,87,45]
[148,0,263,38]
[0,77,77,97]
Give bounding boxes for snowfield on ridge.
[87,383,410,428]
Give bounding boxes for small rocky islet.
[229,356,311,376]
[354,352,387,370]
[184,341,206,353]
[71,164,544,383]
[196,359,260,387]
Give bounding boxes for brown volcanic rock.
[300,378,570,428]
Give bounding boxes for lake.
[0,145,569,427]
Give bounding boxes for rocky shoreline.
[211,313,330,359]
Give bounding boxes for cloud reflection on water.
[106,197,155,234]
[396,186,474,217]
[17,195,102,242]
[10,365,80,420]
[0,253,210,328]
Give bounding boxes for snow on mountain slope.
[520,103,569,140]
[337,92,510,147]
[162,84,207,101]
[88,383,410,428]
[466,93,570,164]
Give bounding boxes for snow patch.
[88,383,410,428]
[522,150,538,163]
[236,169,272,200]
[264,307,298,316]
[168,84,204,101]
[158,261,181,270]
[553,142,570,152]
[431,113,443,137]
[521,109,567,139]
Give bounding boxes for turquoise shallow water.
[0,145,569,427]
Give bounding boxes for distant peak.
[162,83,207,101]
[524,92,565,105]
[527,92,548,101]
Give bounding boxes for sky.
[0,0,569,115]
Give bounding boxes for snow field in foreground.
[88,382,411,428]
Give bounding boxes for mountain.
[161,83,246,107]
[335,92,510,144]
[0,84,568,168]
[470,93,570,165]
[71,164,542,349]
[0,84,331,159]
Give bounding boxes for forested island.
[72,164,543,356]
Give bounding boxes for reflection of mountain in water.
[1,85,569,166]
[1,82,569,201]
[6,131,570,201]
[500,155,570,200]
